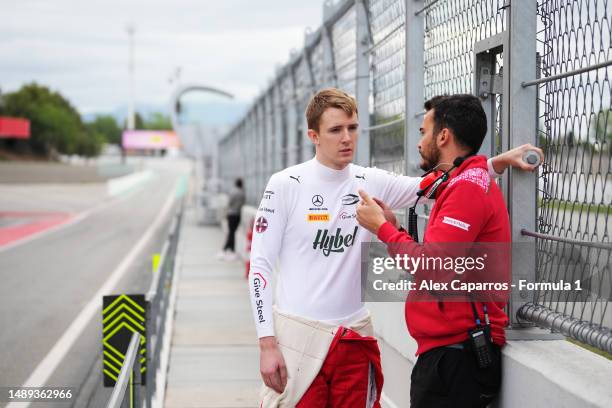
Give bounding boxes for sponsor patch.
[258,207,275,214]
[263,190,274,199]
[255,216,268,233]
[341,193,359,205]
[338,211,356,220]
[312,194,324,207]
[308,213,330,222]
[448,168,490,192]
[312,226,358,257]
[442,216,470,231]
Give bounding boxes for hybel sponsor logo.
[313,226,358,257]
[252,272,267,323]
[258,206,275,214]
[307,213,330,222]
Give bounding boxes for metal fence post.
[284,70,297,167]
[503,0,538,328]
[145,300,152,408]
[257,99,266,194]
[355,0,370,167]
[404,0,425,178]
[322,2,338,87]
[273,84,283,172]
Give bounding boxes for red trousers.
[296,327,383,408]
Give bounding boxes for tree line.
[0,82,173,159]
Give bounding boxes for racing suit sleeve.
[248,174,288,338]
[376,158,502,210]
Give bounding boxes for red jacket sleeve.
[377,181,490,283]
[378,181,489,244]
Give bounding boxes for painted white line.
[381,392,401,408]
[5,182,177,408]
[107,169,153,197]
[0,172,156,254]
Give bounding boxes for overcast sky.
[0,0,323,119]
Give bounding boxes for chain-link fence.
[518,0,611,353]
[218,0,611,354]
[368,0,406,177]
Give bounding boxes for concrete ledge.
[496,340,612,407]
[375,324,612,408]
[106,169,153,197]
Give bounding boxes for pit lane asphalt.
[0,159,190,407]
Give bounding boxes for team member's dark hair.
[235,178,243,188]
[424,94,487,154]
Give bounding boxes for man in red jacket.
[356,94,515,408]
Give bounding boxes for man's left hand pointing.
[356,189,387,234]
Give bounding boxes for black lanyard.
[470,302,490,327]
[407,155,472,242]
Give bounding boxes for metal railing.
[218,0,611,354]
[106,333,141,408]
[144,204,183,407]
[106,204,184,408]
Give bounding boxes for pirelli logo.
[307,213,330,222]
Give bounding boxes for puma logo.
[355,174,366,180]
[290,175,301,183]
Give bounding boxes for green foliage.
[0,82,103,157]
[125,112,173,130]
[135,112,145,130]
[86,115,122,145]
[124,112,145,130]
[78,129,105,157]
[592,108,611,141]
[144,112,173,130]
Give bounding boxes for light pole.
[169,85,233,224]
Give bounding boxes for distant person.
[218,178,245,261]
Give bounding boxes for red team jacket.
[377,156,511,355]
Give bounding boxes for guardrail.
[106,333,142,408]
[144,204,183,407]
[105,203,184,408]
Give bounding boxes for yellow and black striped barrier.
[102,294,147,387]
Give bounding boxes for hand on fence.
[498,143,544,172]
